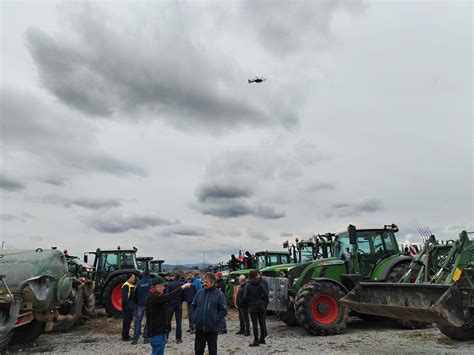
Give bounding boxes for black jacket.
[242,279,268,313]
[191,286,227,333]
[236,283,248,309]
[166,280,184,303]
[216,278,225,293]
[145,287,183,337]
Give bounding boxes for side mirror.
[348,224,357,245]
[84,254,88,263]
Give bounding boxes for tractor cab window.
[300,244,314,263]
[121,252,136,269]
[268,254,279,266]
[257,254,266,269]
[280,254,291,264]
[100,253,119,277]
[382,231,398,253]
[334,233,351,259]
[136,259,145,270]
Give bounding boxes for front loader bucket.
[341,283,467,327]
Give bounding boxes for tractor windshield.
[299,243,314,263]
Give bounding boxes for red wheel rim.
[112,284,123,312]
[310,294,339,325]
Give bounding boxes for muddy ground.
[6,308,474,354]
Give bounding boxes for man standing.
[192,273,227,355]
[214,272,227,334]
[146,276,191,355]
[243,271,268,347]
[235,275,250,336]
[132,270,152,344]
[121,274,137,341]
[183,272,202,334]
[165,272,184,343]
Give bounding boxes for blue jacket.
[192,286,227,333]
[183,276,203,303]
[134,277,152,307]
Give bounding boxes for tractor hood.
[260,263,297,277]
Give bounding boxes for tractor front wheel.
[437,321,474,341]
[103,274,129,317]
[294,281,348,335]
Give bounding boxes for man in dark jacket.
[121,274,137,341]
[192,273,228,355]
[214,272,227,334]
[228,254,240,271]
[146,276,191,355]
[235,275,250,336]
[132,271,152,344]
[183,272,201,334]
[243,271,268,347]
[165,272,184,343]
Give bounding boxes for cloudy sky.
[1,0,472,264]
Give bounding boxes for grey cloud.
[41,177,67,186]
[308,182,335,192]
[196,198,284,220]
[248,231,271,242]
[0,176,26,191]
[39,195,121,210]
[25,10,295,132]
[1,88,146,177]
[240,0,365,56]
[330,198,383,217]
[86,213,178,233]
[280,232,293,238]
[197,184,252,203]
[171,227,207,237]
[0,214,23,222]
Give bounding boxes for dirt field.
[6,308,474,354]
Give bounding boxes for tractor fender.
[377,256,412,281]
[310,277,349,294]
[102,269,141,294]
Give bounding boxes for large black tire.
[0,309,13,353]
[386,262,431,329]
[103,274,129,317]
[84,290,96,317]
[437,323,474,341]
[386,262,410,283]
[11,319,45,344]
[294,281,348,336]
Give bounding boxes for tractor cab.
[136,256,154,272]
[150,259,165,274]
[254,251,291,269]
[83,247,141,316]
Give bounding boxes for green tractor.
[83,247,142,317]
[224,250,292,306]
[342,230,474,340]
[266,224,412,335]
[150,259,166,275]
[260,234,335,326]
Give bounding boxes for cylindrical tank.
[0,249,72,311]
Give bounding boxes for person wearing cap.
[192,273,227,355]
[165,272,185,343]
[146,276,191,355]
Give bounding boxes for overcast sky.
[1,0,472,264]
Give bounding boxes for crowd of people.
[119,269,269,355]
[228,251,255,271]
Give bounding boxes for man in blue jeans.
[165,273,184,343]
[132,270,152,344]
[145,276,191,355]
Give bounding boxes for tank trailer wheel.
[294,281,348,335]
[103,274,129,317]
[11,320,45,344]
[0,309,13,352]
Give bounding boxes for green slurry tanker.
[342,230,473,341]
[0,248,73,350]
[265,224,412,335]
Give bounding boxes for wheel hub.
[317,303,328,314]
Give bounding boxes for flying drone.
[248,76,266,84]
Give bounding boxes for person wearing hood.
[192,273,227,355]
[229,254,240,271]
[242,271,268,347]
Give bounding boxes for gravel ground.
[6,308,474,354]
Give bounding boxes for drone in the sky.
[248,76,267,84]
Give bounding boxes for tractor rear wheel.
[103,274,129,317]
[294,281,348,335]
